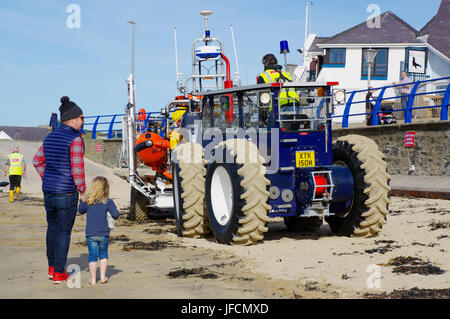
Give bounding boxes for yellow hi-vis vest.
[259,69,300,107]
[8,153,23,175]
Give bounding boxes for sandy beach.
[0,140,449,299]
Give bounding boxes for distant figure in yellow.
[4,146,26,202]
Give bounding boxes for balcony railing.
[334,77,450,128]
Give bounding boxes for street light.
[363,48,378,89]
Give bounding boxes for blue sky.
[0,0,442,127]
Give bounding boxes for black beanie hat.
[59,96,83,122]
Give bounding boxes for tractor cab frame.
[172,81,391,244]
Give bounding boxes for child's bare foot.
[100,277,108,284]
[89,279,96,286]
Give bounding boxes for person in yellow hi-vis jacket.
[257,54,300,105]
[257,54,300,126]
[4,146,26,202]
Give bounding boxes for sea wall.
[84,138,123,169]
[84,121,450,176]
[333,121,450,176]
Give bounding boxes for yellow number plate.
[295,151,315,167]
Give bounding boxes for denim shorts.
[86,236,109,262]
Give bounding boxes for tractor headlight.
[334,90,346,104]
[259,92,271,105]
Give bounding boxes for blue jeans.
[401,96,408,109]
[44,192,78,274]
[87,236,109,263]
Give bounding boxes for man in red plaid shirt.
[33,138,86,194]
[33,96,86,284]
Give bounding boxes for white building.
[298,1,450,123]
[0,130,13,140]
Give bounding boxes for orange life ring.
[138,108,146,121]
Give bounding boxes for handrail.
[83,110,163,139]
[442,83,450,120]
[342,91,356,127]
[405,82,421,123]
[338,76,450,128]
[372,87,387,126]
[83,77,450,138]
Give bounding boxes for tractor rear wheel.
[129,187,148,222]
[325,135,391,237]
[172,142,209,238]
[205,139,270,245]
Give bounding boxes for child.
[78,176,120,286]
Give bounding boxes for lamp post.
[363,48,378,89]
[126,20,137,177]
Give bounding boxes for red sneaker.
[53,271,70,284]
[48,266,55,278]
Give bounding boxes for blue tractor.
[171,81,391,245]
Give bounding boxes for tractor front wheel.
[172,142,209,238]
[205,139,270,245]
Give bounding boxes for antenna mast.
[230,25,241,86]
[303,2,313,64]
[174,28,182,91]
[125,20,137,177]
[200,10,213,41]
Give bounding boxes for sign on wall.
[407,49,427,74]
[404,131,415,148]
[96,143,102,152]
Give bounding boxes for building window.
[323,48,346,67]
[361,48,388,79]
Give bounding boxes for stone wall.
[84,138,123,169]
[333,121,450,176]
[84,121,450,176]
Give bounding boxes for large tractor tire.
[129,187,149,222]
[205,139,271,245]
[172,142,209,238]
[284,216,323,232]
[325,134,391,237]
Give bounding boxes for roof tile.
[419,0,450,59]
[320,11,421,45]
[0,126,48,142]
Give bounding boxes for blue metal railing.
[335,77,450,128]
[83,111,163,139]
[83,77,450,139]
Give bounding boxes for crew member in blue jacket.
[49,112,58,131]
